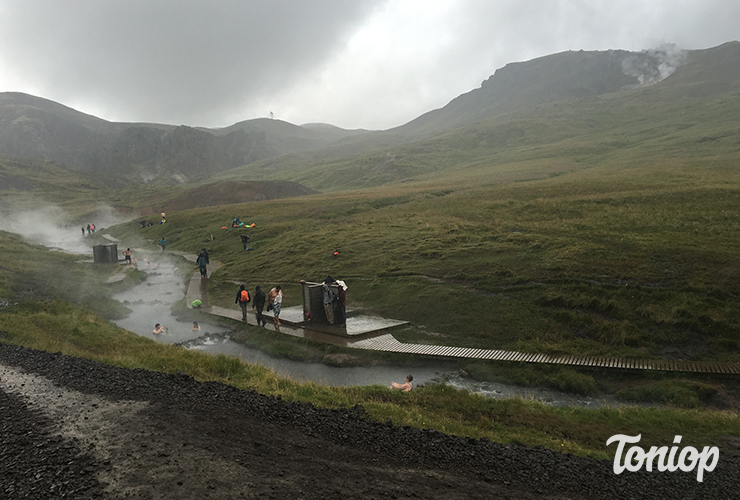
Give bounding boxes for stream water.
[110,253,637,408]
[2,215,645,408]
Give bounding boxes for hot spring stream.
[110,253,634,409]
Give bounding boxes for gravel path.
[1,343,737,499]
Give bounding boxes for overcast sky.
[1,0,738,130]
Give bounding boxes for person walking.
[252,285,266,326]
[240,234,250,250]
[197,248,209,278]
[268,285,283,326]
[235,284,250,321]
[322,281,335,324]
[335,280,347,326]
[159,237,166,251]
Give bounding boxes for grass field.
[1,53,739,458]
[2,299,740,460]
[92,150,740,405]
[111,159,740,365]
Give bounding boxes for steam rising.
[0,205,131,255]
[621,44,686,86]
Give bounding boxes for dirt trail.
[1,343,737,499]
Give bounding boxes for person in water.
[153,323,167,335]
[391,374,413,392]
[191,321,201,331]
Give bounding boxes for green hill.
[212,42,740,192]
[0,93,365,184]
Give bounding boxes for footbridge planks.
[180,261,740,377]
[347,335,740,375]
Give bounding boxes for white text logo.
[606,434,719,482]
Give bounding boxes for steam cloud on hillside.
[621,44,687,85]
[0,205,130,255]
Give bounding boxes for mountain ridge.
[1,41,739,189]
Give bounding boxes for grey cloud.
[0,0,379,126]
[1,0,739,130]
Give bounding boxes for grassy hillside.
[0,228,737,456]
[212,43,740,193]
[109,150,740,369]
[0,154,325,224]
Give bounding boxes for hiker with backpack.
[235,284,250,321]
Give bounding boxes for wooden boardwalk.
[350,334,740,374]
[178,260,740,375]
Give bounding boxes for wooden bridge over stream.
[169,250,740,375]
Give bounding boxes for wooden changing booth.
[301,280,341,325]
[93,243,118,264]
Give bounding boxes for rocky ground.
[1,342,738,499]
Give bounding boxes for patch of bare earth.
[1,344,738,499]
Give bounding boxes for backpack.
[240,290,250,302]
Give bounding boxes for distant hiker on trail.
[86,224,91,235]
[391,374,413,392]
[123,248,132,265]
[240,234,250,250]
[153,323,167,335]
[90,223,95,234]
[235,284,250,321]
[81,227,85,237]
[268,285,283,326]
[322,279,336,325]
[159,237,166,251]
[252,285,267,327]
[197,249,210,278]
[335,280,347,326]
